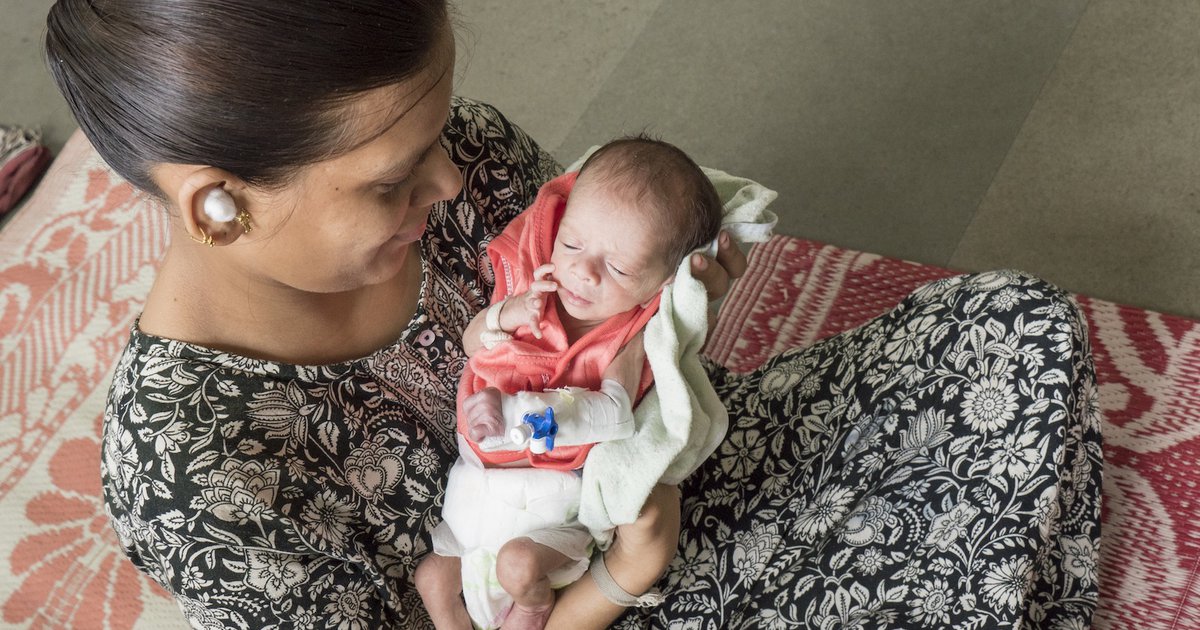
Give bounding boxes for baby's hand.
[501,263,557,340]
[463,387,505,442]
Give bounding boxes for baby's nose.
[573,261,599,285]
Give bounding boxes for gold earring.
[189,229,214,247]
[234,209,253,233]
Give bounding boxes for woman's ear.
[176,167,252,247]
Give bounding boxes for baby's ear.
[639,276,675,309]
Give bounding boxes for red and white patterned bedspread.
[1,132,1197,629]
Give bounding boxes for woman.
[46,1,1101,628]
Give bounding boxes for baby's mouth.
[560,286,592,306]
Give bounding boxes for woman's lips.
[390,221,427,243]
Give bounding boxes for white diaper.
[431,441,593,629]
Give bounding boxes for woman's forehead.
[340,74,446,146]
[314,68,453,182]
[323,28,456,166]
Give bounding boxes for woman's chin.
[349,242,418,290]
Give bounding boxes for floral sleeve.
[101,98,565,630]
[437,97,562,300]
[445,96,561,232]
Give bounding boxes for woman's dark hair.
[45,0,449,197]
[578,134,723,269]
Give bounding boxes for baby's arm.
[464,312,646,449]
[464,381,637,449]
[463,263,558,356]
[601,331,646,398]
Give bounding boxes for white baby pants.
[430,441,593,629]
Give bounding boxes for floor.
[3,0,1198,320]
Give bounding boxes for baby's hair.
[576,133,723,270]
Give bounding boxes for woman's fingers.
[715,231,747,280]
[692,231,747,302]
[691,253,729,302]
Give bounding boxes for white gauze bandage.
[476,379,636,452]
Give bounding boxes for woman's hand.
[690,231,747,302]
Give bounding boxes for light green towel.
[564,148,778,545]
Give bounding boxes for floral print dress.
[101,98,1101,629]
[619,270,1101,630]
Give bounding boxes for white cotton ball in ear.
[203,188,238,223]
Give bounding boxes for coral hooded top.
[457,171,657,471]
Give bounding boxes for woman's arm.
[536,243,745,626]
[542,337,674,628]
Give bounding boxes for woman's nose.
[419,145,462,205]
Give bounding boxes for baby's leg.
[414,553,472,629]
[496,537,572,630]
[547,483,681,629]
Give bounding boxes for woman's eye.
[374,143,437,197]
[377,182,403,196]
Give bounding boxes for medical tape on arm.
[476,380,636,452]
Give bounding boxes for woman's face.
[233,42,461,295]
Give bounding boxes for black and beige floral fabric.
[101,98,1101,629]
[616,271,1101,629]
[102,97,559,629]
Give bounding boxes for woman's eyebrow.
[368,140,435,182]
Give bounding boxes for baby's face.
[550,182,673,326]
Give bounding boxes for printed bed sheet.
[1,131,1197,629]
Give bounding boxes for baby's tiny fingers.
[468,415,503,441]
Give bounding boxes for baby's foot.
[499,600,554,630]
